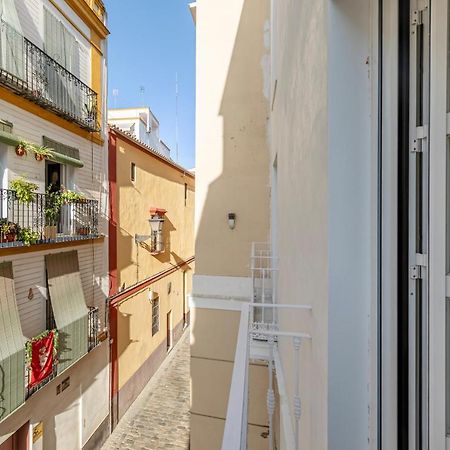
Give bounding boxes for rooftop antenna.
[112,89,119,108]
[175,73,179,162]
[139,86,145,107]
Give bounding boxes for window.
[131,163,136,182]
[0,119,12,133]
[184,183,188,207]
[152,297,160,336]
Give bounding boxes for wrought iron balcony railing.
[0,188,99,248]
[0,20,98,131]
[26,307,101,399]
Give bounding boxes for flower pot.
[0,232,16,243]
[35,153,45,162]
[43,226,57,240]
[15,145,26,157]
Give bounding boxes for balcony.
[222,244,312,450]
[0,20,98,131]
[0,188,99,248]
[25,306,100,399]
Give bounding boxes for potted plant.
[33,145,52,162]
[15,141,31,157]
[43,188,62,240]
[17,227,40,246]
[9,177,38,204]
[0,219,19,243]
[60,189,86,204]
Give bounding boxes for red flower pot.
[15,145,26,157]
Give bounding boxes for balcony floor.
[101,330,190,450]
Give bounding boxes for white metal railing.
[222,303,312,450]
[222,243,311,450]
[222,303,251,450]
[251,242,278,331]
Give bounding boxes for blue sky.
[104,0,196,169]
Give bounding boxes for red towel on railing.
[29,331,55,388]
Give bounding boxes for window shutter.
[1,21,24,79]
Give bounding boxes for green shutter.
[45,251,89,372]
[42,136,83,168]
[0,262,26,420]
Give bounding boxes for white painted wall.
[108,107,171,158]
[0,1,109,444]
[328,1,375,449]
[0,99,105,202]
[269,0,376,448]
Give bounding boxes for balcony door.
[408,1,430,448]
[402,0,450,448]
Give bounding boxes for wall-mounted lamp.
[228,213,236,230]
[135,208,166,244]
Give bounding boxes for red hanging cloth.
[28,331,55,388]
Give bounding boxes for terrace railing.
[0,20,98,131]
[0,189,99,247]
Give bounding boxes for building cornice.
[65,0,110,39]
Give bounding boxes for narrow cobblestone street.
[102,331,190,450]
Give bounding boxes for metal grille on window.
[152,297,159,336]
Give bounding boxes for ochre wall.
[115,136,195,288]
[113,134,195,414]
[117,265,193,391]
[194,0,270,278]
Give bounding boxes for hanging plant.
[33,146,53,162]
[15,141,32,157]
[25,329,59,365]
[9,177,38,204]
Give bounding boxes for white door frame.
[429,0,448,448]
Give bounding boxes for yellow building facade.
[108,125,195,426]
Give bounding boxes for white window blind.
[44,8,80,77]
[43,8,82,117]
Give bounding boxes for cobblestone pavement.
[102,330,190,450]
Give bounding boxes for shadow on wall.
[194,0,270,279]
[191,0,270,447]
[117,310,139,359]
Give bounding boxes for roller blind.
[45,251,89,372]
[0,261,26,420]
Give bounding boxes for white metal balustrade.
[222,244,312,450]
[251,242,278,337]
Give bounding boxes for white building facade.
[108,107,171,159]
[0,0,110,449]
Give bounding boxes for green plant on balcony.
[44,187,63,240]
[9,177,38,204]
[17,227,40,246]
[60,189,86,203]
